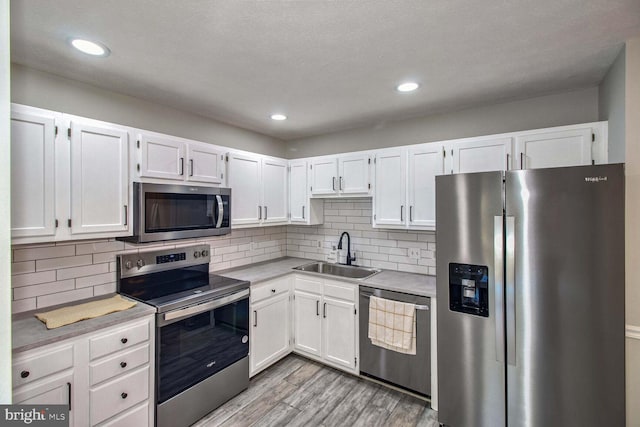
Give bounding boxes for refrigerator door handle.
[505,216,516,366]
[494,216,505,363]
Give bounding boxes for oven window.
[157,297,249,403]
[145,192,217,233]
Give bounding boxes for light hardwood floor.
[193,355,438,427]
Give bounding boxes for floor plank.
[192,354,437,427]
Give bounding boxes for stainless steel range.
[117,244,250,427]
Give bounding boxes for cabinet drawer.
[90,320,150,360]
[99,402,149,427]
[324,280,356,301]
[251,278,290,302]
[294,275,323,294]
[90,366,149,425]
[90,344,150,386]
[12,344,74,388]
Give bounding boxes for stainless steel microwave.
[118,182,231,243]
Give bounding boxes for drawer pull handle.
[120,362,127,368]
[121,338,128,344]
[121,392,128,399]
[20,370,29,379]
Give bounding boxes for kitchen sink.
[293,262,381,280]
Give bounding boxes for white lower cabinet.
[249,277,292,377]
[12,315,155,427]
[293,275,358,374]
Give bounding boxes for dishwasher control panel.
[449,263,489,317]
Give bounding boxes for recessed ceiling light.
[396,82,420,92]
[69,38,110,57]
[270,114,287,121]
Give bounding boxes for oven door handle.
[162,289,249,322]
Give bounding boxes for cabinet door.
[407,144,446,229]
[293,290,322,357]
[373,149,406,227]
[289,161,308,223]
[228,152,261,226]
[250,293,291,376]
[139,133,185,180]
[10,108,57,239]
[262,158,288,224]
[69,119,129,236]
[338,153,371,195]
[187,142,224,184]
[515,128,592,170]
[13,371,73,426]
[323,296,356,371]
[452,137,512,173]
[311,157,338,196]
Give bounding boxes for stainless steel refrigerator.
[435,164,625,427]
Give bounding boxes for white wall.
[624,35,640,427]
[599,47,626,163]
[10,63,288,158]
[0,0,12,403]
[285,88,599,158]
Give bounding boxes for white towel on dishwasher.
[368,295,416,355]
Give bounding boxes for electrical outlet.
[408,247,420,259]
[251,241,258,251]
[316,239,323,248]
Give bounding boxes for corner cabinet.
[227,151,288,227]
[10,104,132,244]
[136,131,225,184]
[12,315,155,427]
[249,277,292,377]
[289,160,324,225]
[310,152,372,197]
[293,275,358,374]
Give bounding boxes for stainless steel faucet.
[337,231,356,265]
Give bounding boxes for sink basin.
[293,262,381,280]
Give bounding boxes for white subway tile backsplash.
[36,254,93,271]
[10,199,429,313]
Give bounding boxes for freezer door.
[436,171,506,427]
[505,164,625,427]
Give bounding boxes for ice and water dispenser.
[449,263,489,317]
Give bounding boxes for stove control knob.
[136,259,145,269]
[201,249,209,257]
[124,260,133,269]
[194,251,201,258]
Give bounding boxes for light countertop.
[13,294,156,353]
[218,257,436,298]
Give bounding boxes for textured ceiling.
[10,0,640,141]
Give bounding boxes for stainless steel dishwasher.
[359,286,431,396]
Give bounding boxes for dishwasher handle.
[360,292,429,311]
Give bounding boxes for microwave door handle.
[216,195,224,228]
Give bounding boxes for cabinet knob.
[120,338,128,344]
[271,289,276,293]
[120,361,127,368]
[20,370,29,379]
[121,392,128,399]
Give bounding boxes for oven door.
[156,289,249,404]
[126,183,231,243]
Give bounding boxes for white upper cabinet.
[373,149,407,227]
[515,126,593,170]
[452,137,513,174]
[228,152,262,226]
[311,153,371,197]
[138,131,225,184]
[10,106,58,239]
[69,117,130,236]
[10,105,132,244]
[228,151,289,227]
[289,160,324,225]
[262,158,288,224]
[407,143,446,228]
